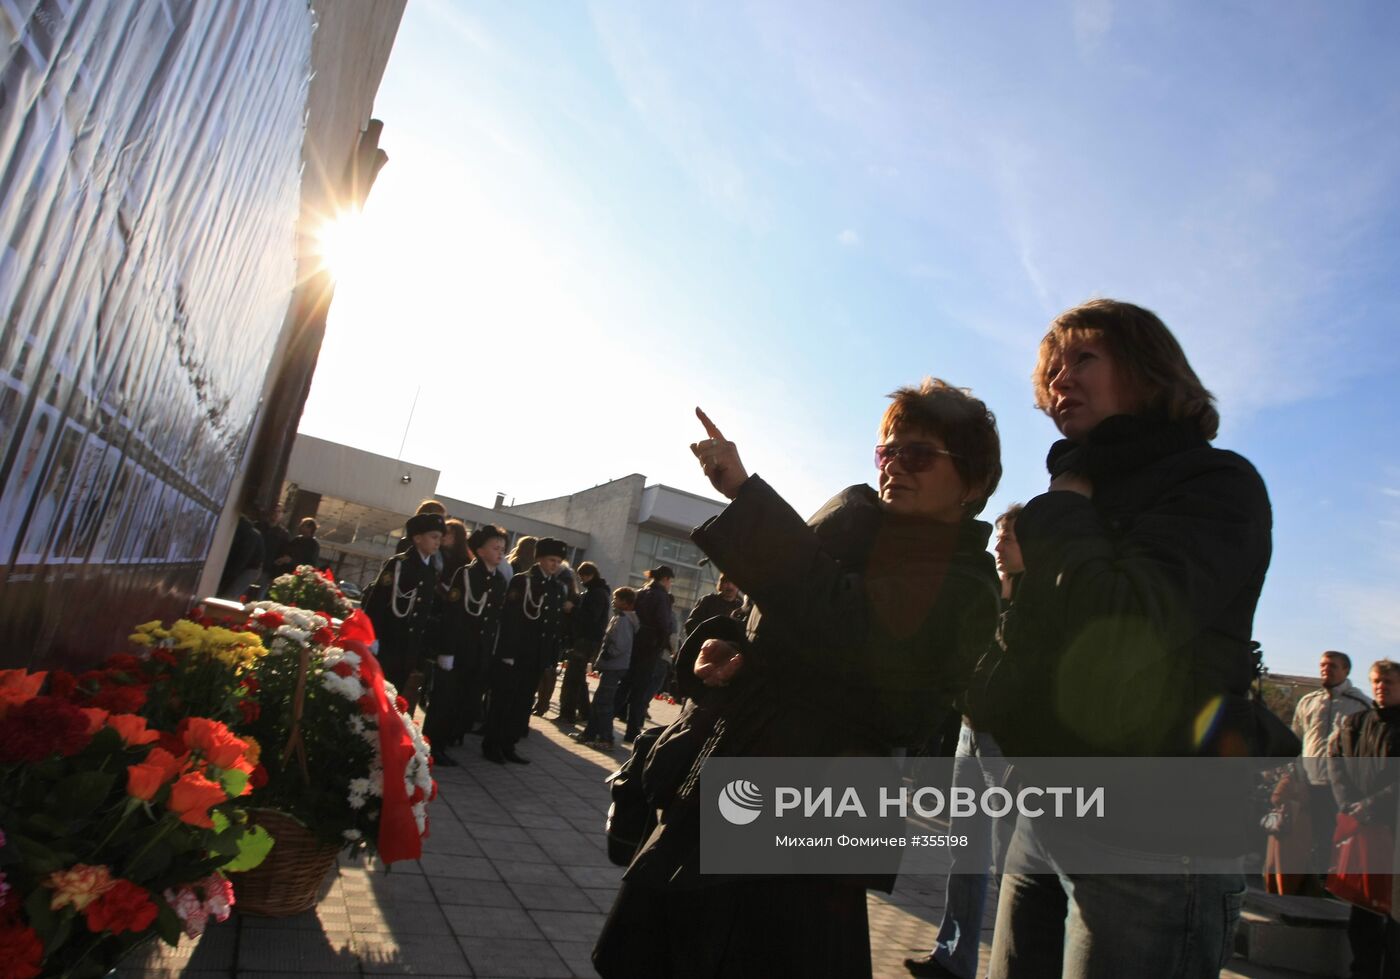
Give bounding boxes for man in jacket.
[482,537,570,764]
[1328,659,1400,978]
[1294,651,1371,873]
[620,565,676,743]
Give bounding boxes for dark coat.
[596,476,999,979]
[1329,706,1400,827]
[576,576,612,645]
[439,559,507,669]
[257,521,290,574]
[683,592,744,638]
[361,549,442,663]
[280,534,320,571]
[496,564,569,673]
[625,475,999,880]
[631,582,676,667]
[972,415,1272,758]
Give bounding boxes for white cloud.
[1073,0,1115,53]
[837,228,861,247]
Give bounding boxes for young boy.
[573,587,638,750]
[362,512,445,717]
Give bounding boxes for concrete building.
[279,435,725,615]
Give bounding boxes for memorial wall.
[0,0,314,666]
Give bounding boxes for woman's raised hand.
[690,407,749,500]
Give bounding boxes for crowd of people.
[215,296,1394,978]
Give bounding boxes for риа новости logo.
[718,780,764,825]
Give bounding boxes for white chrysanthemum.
[411,802,427,834]
[320,672,362,700]
[343,828,362,841]
[336,649,362,668]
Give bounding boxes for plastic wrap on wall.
[0,0,314,667]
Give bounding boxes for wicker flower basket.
[226,809,339,917]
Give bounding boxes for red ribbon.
[334,611,423,863]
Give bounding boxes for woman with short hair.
[977,298,1273,978]
[594,380,1002,979]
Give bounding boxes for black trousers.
[482,655,536,751]
[1350,905,1400,979]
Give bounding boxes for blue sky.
[299,0,1400,677]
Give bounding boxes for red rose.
[102,654,143,674]
[83,879,157,935]
[167,772,227,828]
[395,696,409,714]
[150,648,179,667]
[256,611,285,629]
[0,921,43,978]
[331,661,354,678]
[357,695,377,715]
[249,764,269,789]
[47,669,77,699]
[409,786,425,804]
[237,699,260,724]
[313,626,336,645]
[238,676,260,693]
[182,718,247,770]
[0,697,91,762]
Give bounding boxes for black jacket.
[684,592,744,638]
[440,560,508,666]
[361,549,441,656]
[631,582,676,667]
[972,415,1272,757]
[575,576,611,644]
[496,564,569,671]
[1329,706,1400,826]
[626,475,999,888]
[280,534,320,571]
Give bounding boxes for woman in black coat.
[977,299,1274,979]
[594,382,1002,979]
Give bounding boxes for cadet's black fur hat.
[406,513,446,537]
[467,525,506,551]
[536,537,568,559]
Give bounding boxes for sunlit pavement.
[123,683,1307,978]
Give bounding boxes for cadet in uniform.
[430,524,509,764]
[362,512,445,715]
[482,537,569,764]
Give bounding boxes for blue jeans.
[582,670,625,741]
[989,816,1246,978]
[929,723,1008,978]
[624,657,669,740]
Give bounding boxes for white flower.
[343,829,362,841]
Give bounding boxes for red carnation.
[102,654,143,674]
[83,880,157,935]
[150,647,179,667]
[357,695,377,715]
[409,785,425,804]
[90,685,147,714]
[395,696,409,715]
[47,669,77,700]
[256,610,285,629]
[249,764,269,789]
[313,626,336,645]
[0,696,92,762]
[238,676,260,693]
[0,921,43,978]
[331,661,354,678]
[237,699,260,723]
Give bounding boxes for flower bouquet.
[265,566,354,620]
[0,670,270,978]
[238,603,434,853]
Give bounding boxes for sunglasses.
[874,442,961,473]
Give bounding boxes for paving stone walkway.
[122,685,1311,978]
